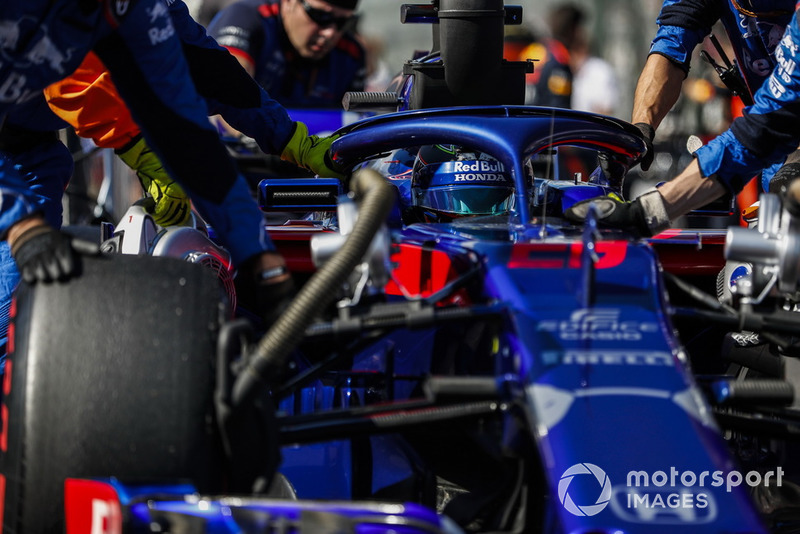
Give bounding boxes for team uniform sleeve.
[91,0,273,264]
[91,0,236,202]
[694,8,800,193]
[43,52,140,150]
[648,0,722,73]
[207,0,264,65]
[44,1,294,155]
[0,93,73,238]
[0,159,46,239]
[340,36,367,94]
[172,0,294,153]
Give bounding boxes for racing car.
[3,1,800,533]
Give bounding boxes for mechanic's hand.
[9,222,84,283]
[118,138,191,227]
[634,122,655,172]
[234,252,296,328]
[769,162,800,196]
[280,122,344,179]
[564,190,671,237]
[768,162,800,214]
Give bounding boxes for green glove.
[280,122,344,179]
[118,138,191,227]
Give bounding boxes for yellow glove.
[280,122,344,179]
[117,138,191,227]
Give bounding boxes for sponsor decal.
[537,308,659,341]
[769,74,787,98]
[0,72,29,104]
[65,479,123,534]
[752,57,772,76]
[147,0,169,22]
[561,350,672,366]
[23,32,70,74]
[147,15,176,45]
[454,173,507,182]
[0,19,75,102]
[508,241,628,270]
[143,2,176,45]
[775,39,796,79]
[115,0,130,16]
[0,20,20,50]
[728,264,751,291]
[0,19,73,72]
[547,73,571,95]
[770,33,798,98]
[433,160,509,183]
[452,160,505,173]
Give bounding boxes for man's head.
[548,3,585,50]
[280,0,359,60]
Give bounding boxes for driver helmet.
[411,144,514,220]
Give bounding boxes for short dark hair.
[548,3,585,49]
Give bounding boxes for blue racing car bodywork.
[258,107,767,533]
[4,2,799,533]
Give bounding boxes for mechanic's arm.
[4,211,85,284]
[169,0,284,146]
[203,0,259,77]
[174,0,257,139]
[91,0,271,267]
[656,159,727,219]
[690,10,800,196]
[633,0,720,127]
[43,53,139,150]
[44,52,191,227]
[630,54,686,171]
[567,8,800,235]
[6,216,47,246]
[631,54,686,131]
[169,0,342,177]
[0,97,98,283]
[631,0,719,169]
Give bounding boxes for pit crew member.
[208,0,366,108]
[566,6,800,237]
[632,0,796,186]
[0,0,339,367]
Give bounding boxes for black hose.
[231,169,396,407]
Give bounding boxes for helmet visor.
[417,185,515,216]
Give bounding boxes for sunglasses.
[299,0,357,31]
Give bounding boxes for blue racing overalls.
[208,0,366,108]
[649,0,796,190]
[0,0,295,365]
[695,5,800,192]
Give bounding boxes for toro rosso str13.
[3,1,800,533]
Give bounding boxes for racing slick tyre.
[0,253,229,534]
